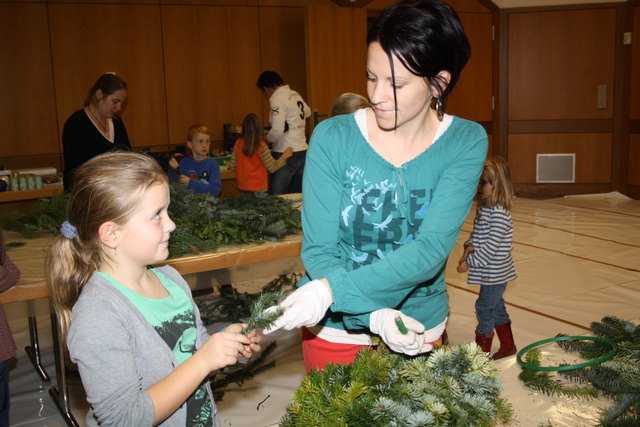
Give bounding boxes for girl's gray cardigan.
[67,265,220,427]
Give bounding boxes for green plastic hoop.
[516,336,618,371]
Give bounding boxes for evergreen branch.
[282,342,511,426]
[242,290,289,334]
[518,349,598,399]
[6,241,26,248]
[1,191,69,237]
[518,316,640,425]
[1,184,302,257]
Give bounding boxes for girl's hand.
[224,323,262,356]
[195,329,251,374]
[244,328,262,354]
[458,246,474,264]
[282,147,294,160]
[457,260,469,273]
[168,157,180,170]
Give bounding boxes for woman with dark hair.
[62,73,131,190]
[264,0,488,372]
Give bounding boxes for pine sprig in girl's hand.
[241,290,290,334]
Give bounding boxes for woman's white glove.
[262,279,333,334]
[369,309,431,356]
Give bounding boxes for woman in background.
[62,73,131,191]
[229,113,292,195]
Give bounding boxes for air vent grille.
[536,154,575,183]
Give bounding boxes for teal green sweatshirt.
[300,112,487,333]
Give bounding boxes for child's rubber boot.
[492,322,517,360]
[475,330,494,355]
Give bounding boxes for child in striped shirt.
[457,156,517,360]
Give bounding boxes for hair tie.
[61,221,78,239]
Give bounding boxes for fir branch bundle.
[518,316,640,425]
[1,191,69,237]
[517,349,597,399]
[282,343,512,426]
[168,184,301,256]
[1,184,302,258]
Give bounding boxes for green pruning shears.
[395,316,408,334]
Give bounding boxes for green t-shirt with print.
[97,269,212,426]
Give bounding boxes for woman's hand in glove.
[262,279,332,334]
[369,309,432,355]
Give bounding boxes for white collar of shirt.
[354,108,453,145]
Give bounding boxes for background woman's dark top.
[62,110,131,190]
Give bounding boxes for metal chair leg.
[48,306,79,427]
[24,301,50,382]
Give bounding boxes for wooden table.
[0,186,63,204]
[0,233,302,303]
[1,230,302,426]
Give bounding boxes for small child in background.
[1,230,21,426]
[229,113,292,195]
[457,156,517,360]
[46,152,260,426]
[168,124,222,196]
[329,92,371,117]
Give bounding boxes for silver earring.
[114,247,118,256]
[435,98,444,121]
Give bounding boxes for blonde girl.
[457,156,517,360]
[46,152,260,426]
[329,93,371,117]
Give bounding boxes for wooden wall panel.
[508,8,616,120]
[48,3,168,149]
[48,0,158,4]
[508,133,612,183]
[163,0,257,5]
[0,3,58,159]
[631,6,640,119]
[486,135,493,159]
[162,5,262,145]
[448,11,493,122]
[258,0,327,6]
[367,0,489,13]
[305,4,367,123]
[630,135,640,186]
[258,7,307,126]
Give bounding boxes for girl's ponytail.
[45,234,97,336]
